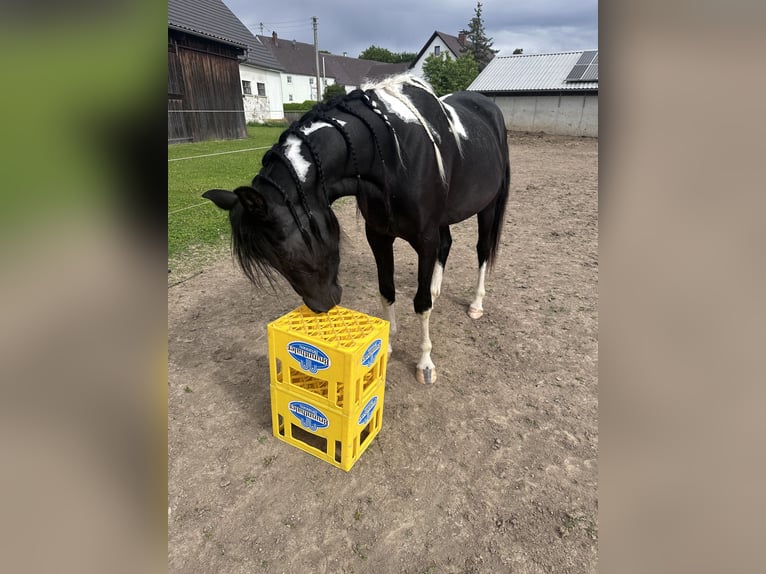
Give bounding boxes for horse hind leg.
[468,206,496,319]
[430,226,452,301]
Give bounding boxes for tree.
[323,83,346,102]
[358,45,416,64]
[513,48,524,55]
[466,2,498,71]
[422,53,479,97]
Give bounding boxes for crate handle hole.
[290,423,327,454]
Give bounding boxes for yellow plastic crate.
[267,305,389,471]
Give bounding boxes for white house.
[239,63,284,121]
[409,30,470,78]
[257,33,408,105]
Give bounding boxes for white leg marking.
[430,262,444,300]
[380,296,397,356]
[468,262,487,319]
[416,309,437,384]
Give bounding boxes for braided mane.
[258,86,402,237]
[257,75,456,246]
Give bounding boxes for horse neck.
[295,102,389,203]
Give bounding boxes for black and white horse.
[203,74,510,384]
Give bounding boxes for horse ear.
[234,186,268,218]
[202,189,238,211]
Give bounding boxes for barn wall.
[168,30,247,143]
[488,93,598,137]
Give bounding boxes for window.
[309,77,314,85]
[288,94,293,102]
[287,76,292,84]
[256,82,266,97]
[434,45,441,56]
[241,80,252,95]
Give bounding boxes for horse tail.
[487,134,511,271]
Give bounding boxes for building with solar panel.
[467,50,598,137]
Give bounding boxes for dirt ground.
[168,132,598,573]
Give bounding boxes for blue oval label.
[287,341,330,374]
[358,395,379,426]
[361,339,382,367]
[288,401,329,431]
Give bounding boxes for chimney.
[458,30,467,46]
[272,31,278,47]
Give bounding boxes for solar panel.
[566,65,589,81]
[575,50,597,66]
[566,51,598,82]
[581,64,599,81]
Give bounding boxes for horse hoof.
[467,306,484,319]
[416,367,437,385]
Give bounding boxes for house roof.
[257,34,408,86]
[467,50,598,93]
[410,30,469,67]
[168,0,284,71]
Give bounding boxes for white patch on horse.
[468,262,487,319]
[283,120,347,182]
[439,100,468,139]
[438,99,468,158]
[283,135,311,182]
[380,296,397,356]
[416,309,436,384]
[430,262,444,300]
[300,119,345,136]
[374,89,419,123]
[372,79,447,185]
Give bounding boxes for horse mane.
[256,74,460,240]
[361,74,467,185]
[259,85,403,229]
[228,202,282,289]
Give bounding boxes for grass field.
[168,125,284,262]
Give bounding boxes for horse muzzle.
[303,284,342,314]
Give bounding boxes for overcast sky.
[224,0,598,59]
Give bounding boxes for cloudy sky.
[224,0,598,58]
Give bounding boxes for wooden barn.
[168,0,249,143]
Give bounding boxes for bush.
[283,100,316,112]
[323,83,346,102]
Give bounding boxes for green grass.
[168,125,284,261]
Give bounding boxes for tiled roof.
[168,0,284,71]
[257,34,408,86]
[467,50,598,93]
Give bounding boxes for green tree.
[513,48,524,55]
[323,83,346,102]
[466,2,498,71]
[422,53,479,97]
[358,45,415,64]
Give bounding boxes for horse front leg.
[413,242,440,385]
[365,225,397,356]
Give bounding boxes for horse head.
[203,183,342,313]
